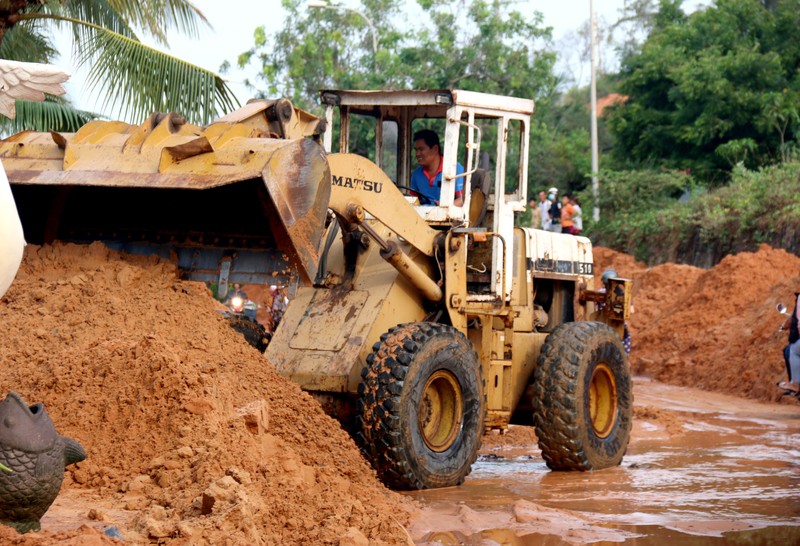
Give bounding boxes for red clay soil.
[594,244,800,403]
[0,242,416,545]
[2,241,797,543]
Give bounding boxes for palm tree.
[0,0,238,132]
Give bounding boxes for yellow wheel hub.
[589,363,618,438]
[419,370,463,452]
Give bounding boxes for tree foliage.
[0,0,238,130]
[530,72,623,196]
[0,96,95,134]
[586,159,800,265]
[235,0,558,200]
[235,0,557,112]
[607,0,800,183]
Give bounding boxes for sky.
[59,0,710,115]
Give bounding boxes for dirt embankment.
[0,242,416,545]
[1,241,798,543]
[594,244,800,403]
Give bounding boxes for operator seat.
[468,168,490,227]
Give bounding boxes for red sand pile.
[594,244,800,403]
[2,240,797,543]
[0,242,415,545]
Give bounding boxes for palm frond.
[32,0,139,52]
[0,98,98,135]
[0,22,58,63]
[79,27,238,124]
[105,0,207,44]
[59,0,138,37]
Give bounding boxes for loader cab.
[321,90,531,223]
[321,89,534,298]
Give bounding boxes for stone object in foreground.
[0,391,86,533]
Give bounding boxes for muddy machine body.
[1,90,632,491]
[268,90,633,489]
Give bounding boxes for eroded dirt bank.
[594,244,800,403]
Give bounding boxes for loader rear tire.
[532,321,632,471]
[356,322,484,490]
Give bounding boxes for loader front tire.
[357,322,484,490]
[532,321,632,471]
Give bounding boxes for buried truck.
[0,89,633,490]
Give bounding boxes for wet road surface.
[406,378,800,545]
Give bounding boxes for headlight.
[231,296,244,310]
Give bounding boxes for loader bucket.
[0,102,331,286]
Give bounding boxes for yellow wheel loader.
[0,90,633,491]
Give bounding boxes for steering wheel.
[395,184,433,205]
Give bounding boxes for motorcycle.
[221,295,270,353]
[229,295,258,322]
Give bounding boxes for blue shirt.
[410,158,465,205]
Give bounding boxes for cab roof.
[320,89,534,117]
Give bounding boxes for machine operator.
[410,129,465,206]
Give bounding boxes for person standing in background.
[561,195,576,234]
[778,291,800,394]
[536,190,550,231]
[571,196,583,235]
[529,196,541,229]
[546,188,562,233]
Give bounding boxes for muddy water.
[406,378,800,545]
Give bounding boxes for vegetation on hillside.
[584,160,800,265]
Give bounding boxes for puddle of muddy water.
[415,525,800,546]
[406,380,800,545]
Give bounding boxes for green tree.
[236,0,556,112]
[235,0,558,198]
[234,0,405,110]
[0,0,238,131]
[607,0,800,183]
[530,71,624,195]
[610,0,661,60]
[397,1,555,99]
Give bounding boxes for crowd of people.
[529,187,583,235]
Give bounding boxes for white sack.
[0,159,25,298]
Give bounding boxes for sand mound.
[2,239,796,542]
[595,244,800,402]
[0,242,415,544]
